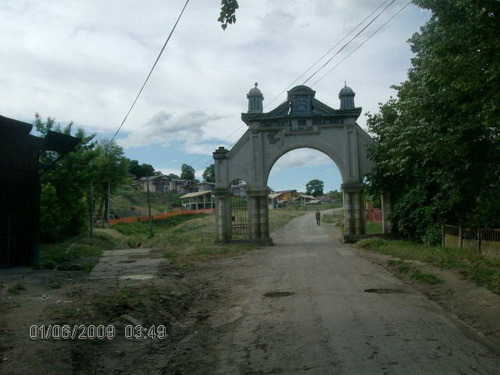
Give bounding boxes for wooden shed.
[0,115,80,267]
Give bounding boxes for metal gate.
[231,196,248,237]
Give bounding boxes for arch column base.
[214,189,232,242]
[247,188,272,243]
[341,182,366,239]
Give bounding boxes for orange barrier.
[108,209,215,226]
[365,208,382,222]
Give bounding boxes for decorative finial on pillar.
[339,83,356,109]
[247,82,264,113]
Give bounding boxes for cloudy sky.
[0,0,430,192]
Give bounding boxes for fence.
[108,208,215,226]
[443,224,500,257]
[365,208,382,222]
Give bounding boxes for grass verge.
[40,229,127,272]
[387,260,443,285]
[358,238,500,293]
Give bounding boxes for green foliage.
[92,140,130,222]
[128,159,155,179]
[203,164,215,182]
[387,260,443,285]
[7,283,26,295]
[326,190,342,200]
[180,163,195,181]
[36,114,98,241]
[305,179,324,197]
[40,230,124,271]
[358,238,500,293]
[35,114,130,241]
[218,0,239,29]
[40,183,67,242]
[366,1,500,243]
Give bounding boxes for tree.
[35,114,98,241]
[218,0,239,29]
[92,140,130,224]
[180,163,195,180]
[168,173,179,179]
[327,190,343,200]
[305,179,324,197]
[203,164,215,182]
[128,159,155,179]
[366,1,500,243]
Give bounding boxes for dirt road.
[195,212,499,374]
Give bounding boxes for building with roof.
[180,190,215,210]
[0,115,80,267]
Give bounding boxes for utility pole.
[89,182,94,238]
[146,174,154,237]
[107,180,111,225]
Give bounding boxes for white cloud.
[118,110,222,148]
[0,0,430,180]
[272,148,334,172]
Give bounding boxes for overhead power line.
[301,0,396,86]
[108,0,190,145]
[311,1,412,87]
[194,0,408,173]
[264,0,393,109]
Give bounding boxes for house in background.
[139,175,171,192]
[197,182,215,192]
[178,180,198,195]
[230,183,247,197]
[268,190,297,209]
[180,190,215,210]
[294,194,320,206]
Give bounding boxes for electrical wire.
[194,0,408,173]
[108,0,190,145]
[301,0,396,86]
[264,0,392,109]
[311,1,412,87]
[193,0,397,171]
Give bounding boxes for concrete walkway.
[88,248,168,280]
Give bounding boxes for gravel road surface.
[203,212,499,374]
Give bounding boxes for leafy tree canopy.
[180,163,195,181]
[35,114,130,241]
[203,164,215,182]
[305,179,324,197]
[366,0,500,243]
[218,0,239,29]
[128,159,155,179]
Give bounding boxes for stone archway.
[213,83,382,242]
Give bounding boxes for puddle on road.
[263,291,295,298]
[364,288,404,294]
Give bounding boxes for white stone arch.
[213,84,387,243]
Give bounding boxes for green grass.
[387,260,443,285]
[358,238,500,293]
[365,221,383,234]
[7,282,26,295]
[111,189,181,216]
[40,230,126,272]
[142,209,309,268]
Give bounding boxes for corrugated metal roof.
[180,190,213,199]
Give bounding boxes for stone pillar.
[341,182,365,236]
[214,189,231,241]
[259,194,270,240]
[381,191,393,234]
[343,190,353,236]
[247,190,261,240]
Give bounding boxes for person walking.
[315,210,321,225]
